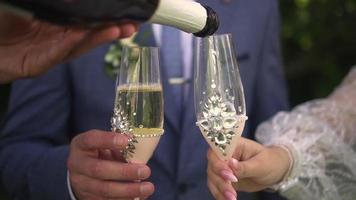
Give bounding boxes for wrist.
[266,145,294,191]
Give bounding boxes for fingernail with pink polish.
[224,191,237,200]
[221,170,238,182]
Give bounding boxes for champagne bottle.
[0,0,219,37]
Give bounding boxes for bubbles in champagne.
[114,84,164,137]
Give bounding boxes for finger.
[73,130,128,151]
[207,179,222,200]
[132,23,139,32]
[71,23,137,59]
[70,156,151,181]
[111,149,126,161]
[73,191,133,200]
[66,26,121,59]
[72,175,154,199]
[117,20,139,32]
[207,150,236,182]
[233,137,264,161]
[99,149,114,160]
[207,149,224,166]
[0,10,34,43]
[231,157,262,179]
[232,179,266,193]
[119,23,137,38]
[208,165,237,198]
[23,26,89,77]
[208,179,235,200]
[98,149,126,162]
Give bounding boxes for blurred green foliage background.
[0,0,356,199]
[281,0,356,105]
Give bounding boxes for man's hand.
[207,137,291,199]
[67,130,154,200]
[0,11,137,83]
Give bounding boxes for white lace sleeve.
[256,67,356,200]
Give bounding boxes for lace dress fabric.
[256,67,356,200]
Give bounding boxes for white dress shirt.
[152,24,194,82]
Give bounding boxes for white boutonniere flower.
[104,33,139,78]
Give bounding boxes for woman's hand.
[0,10,137,83]
[207,137,292,199]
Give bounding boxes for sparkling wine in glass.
[111,47,164,164]
[194,34,248,161]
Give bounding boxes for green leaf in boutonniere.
[104,33,139,79]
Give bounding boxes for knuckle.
[70,175,82,187]
[70,136,79,149]
[124,185,140,197]
[216,162,226,171]
[99,182,113,198]
[237,165,244,177]
[82,133,93,148]
[118,164,133,179]
[116,164,124,177]
[114,135,128,148]
[67,157,75,171]
[90,160,103,177]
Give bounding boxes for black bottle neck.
[193,6,219,37]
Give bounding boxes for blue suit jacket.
[0,0,288,199]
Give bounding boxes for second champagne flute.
[111,46,164,164]
[194,34,248,161]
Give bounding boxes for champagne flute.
[194,34,248,161]
[111,46,164,164]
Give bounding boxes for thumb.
[229,156,262,179]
